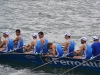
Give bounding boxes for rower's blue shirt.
[91,42,100,60]
[55,44,64,57]
[42,39,48,54]
[83,44,92,59]
[33,40,41,54]
[14,36,24,53]
[2,38,13,52]
[36,38,48,54]
[66,40,75,57]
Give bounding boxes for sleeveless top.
[55,44,64,57]
[14,36,24,53]
[91,42,100,60]
[36,38,48,54]
[66,40,75,57]
[82,44,92,59]
[32,40,41,54]
[2,38,13,52]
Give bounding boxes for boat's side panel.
[49,57,100,71]
[0,53,43,64]
[0,53,100,71]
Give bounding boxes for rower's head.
[47,43,53,49]
[64,33,71,39]
[38,31,44,38]
[93,36,99,42]
[3,31,9,38]
[32,33,37,39]
[81,37,87,44]
[15,29,21,36]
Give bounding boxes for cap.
[3,31,9,35]
[32,33,37,37]
[65,33,71,36]
[81,37,87,41]
[93,36,99,40]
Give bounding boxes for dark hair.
[38,31,44,35]
[47,43,53,49]
[16,29,20,33]
[68,36,70,38]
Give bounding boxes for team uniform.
[65,40,75,57]
[2,38,13,52]
[55,44,64,57]
[91,42,100,60]
[14,36,24,53]
[81,44,92,59]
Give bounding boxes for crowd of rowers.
[0,29,100,60]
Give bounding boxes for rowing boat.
[0,53,100,71]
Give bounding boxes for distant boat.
[0,53,100,71]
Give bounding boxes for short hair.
[16,29,20,33]
[47,43,53,49]
[38,31,44,35]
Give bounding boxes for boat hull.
[0,53,100,71]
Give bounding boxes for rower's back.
[91,42,100,60]
[67,40,75,57]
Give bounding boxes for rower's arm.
[24,41,34,50]
[0,40,6,48]
[63,42,68,51]
[13,36,20,42]
[75,45,84,54]
[52,45,56,56]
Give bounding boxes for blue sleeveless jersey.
[55,44,64,57]
[83,44,92,59]
[42,39,48,54]
[33,40,41,53]
[36,38,48,54]
[2,38,13,52]
[14,37,24,53]
[91,42,100,60]
[67,40,75,57]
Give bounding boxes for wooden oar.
[32,51,74,71]
[60,54,100,75]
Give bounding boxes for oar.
[32,51,74,71]
[60,54,100,75]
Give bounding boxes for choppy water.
[0,0,100,75]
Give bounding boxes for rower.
[47,43,63,57]
[73,37,92,59]
[13,29,24,53]
[23,33,40,54]
[91,36,100,60]
[0,31,13,52]
[38,31,48,54]
[62,33,75,57]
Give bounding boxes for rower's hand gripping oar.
[32,51,74,71]
[60,54,100,75]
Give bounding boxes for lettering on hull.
[52,58,100,68]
